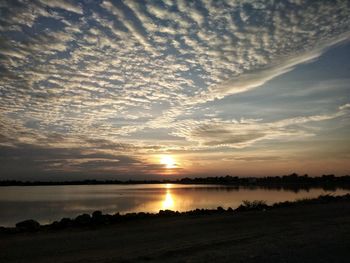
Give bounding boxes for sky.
[0,0,350,181]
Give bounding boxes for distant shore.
[1,174,350,192]
[1,194,350,262]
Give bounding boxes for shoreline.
[1,194,350,262]
[2,194,350,233]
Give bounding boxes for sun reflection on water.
[162,184,174,210]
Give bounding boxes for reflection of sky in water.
[0,184,349,227]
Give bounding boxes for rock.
[74,214,91,226]
[51,218,74,229]
[92,210,102,218]
[92,211,109,225]
[60,218,73,227]
[15,219,40,231]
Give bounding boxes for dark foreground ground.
[1,201,350,263]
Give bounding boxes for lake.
[0,184,349,227]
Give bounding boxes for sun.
[160,155,176,169]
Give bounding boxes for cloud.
[100,1,154,52]
[189,35,350,104]
[1,0,350,177]
[173,105,350,148]
[0,139,165,180]
[39,0,83,15]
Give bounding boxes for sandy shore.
[1,201,350,263]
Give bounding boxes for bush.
[235,200,268,212]
[242,200,267,208]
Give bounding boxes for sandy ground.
[1,201,350,263]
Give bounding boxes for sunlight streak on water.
[162,190,174,210]
[162,184,174,210]
[0,184,349,226]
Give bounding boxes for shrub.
[235,200,268,212]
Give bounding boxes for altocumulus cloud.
[0,0,350,178]
[172,104,350,149]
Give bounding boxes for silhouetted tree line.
[0,179,159,186]
[177,173,350,191]
[1,173,350,191]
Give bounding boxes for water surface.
[0,184,349,227]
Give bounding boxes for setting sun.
[160,155,176,169]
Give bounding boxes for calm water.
[0,184,349,227]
